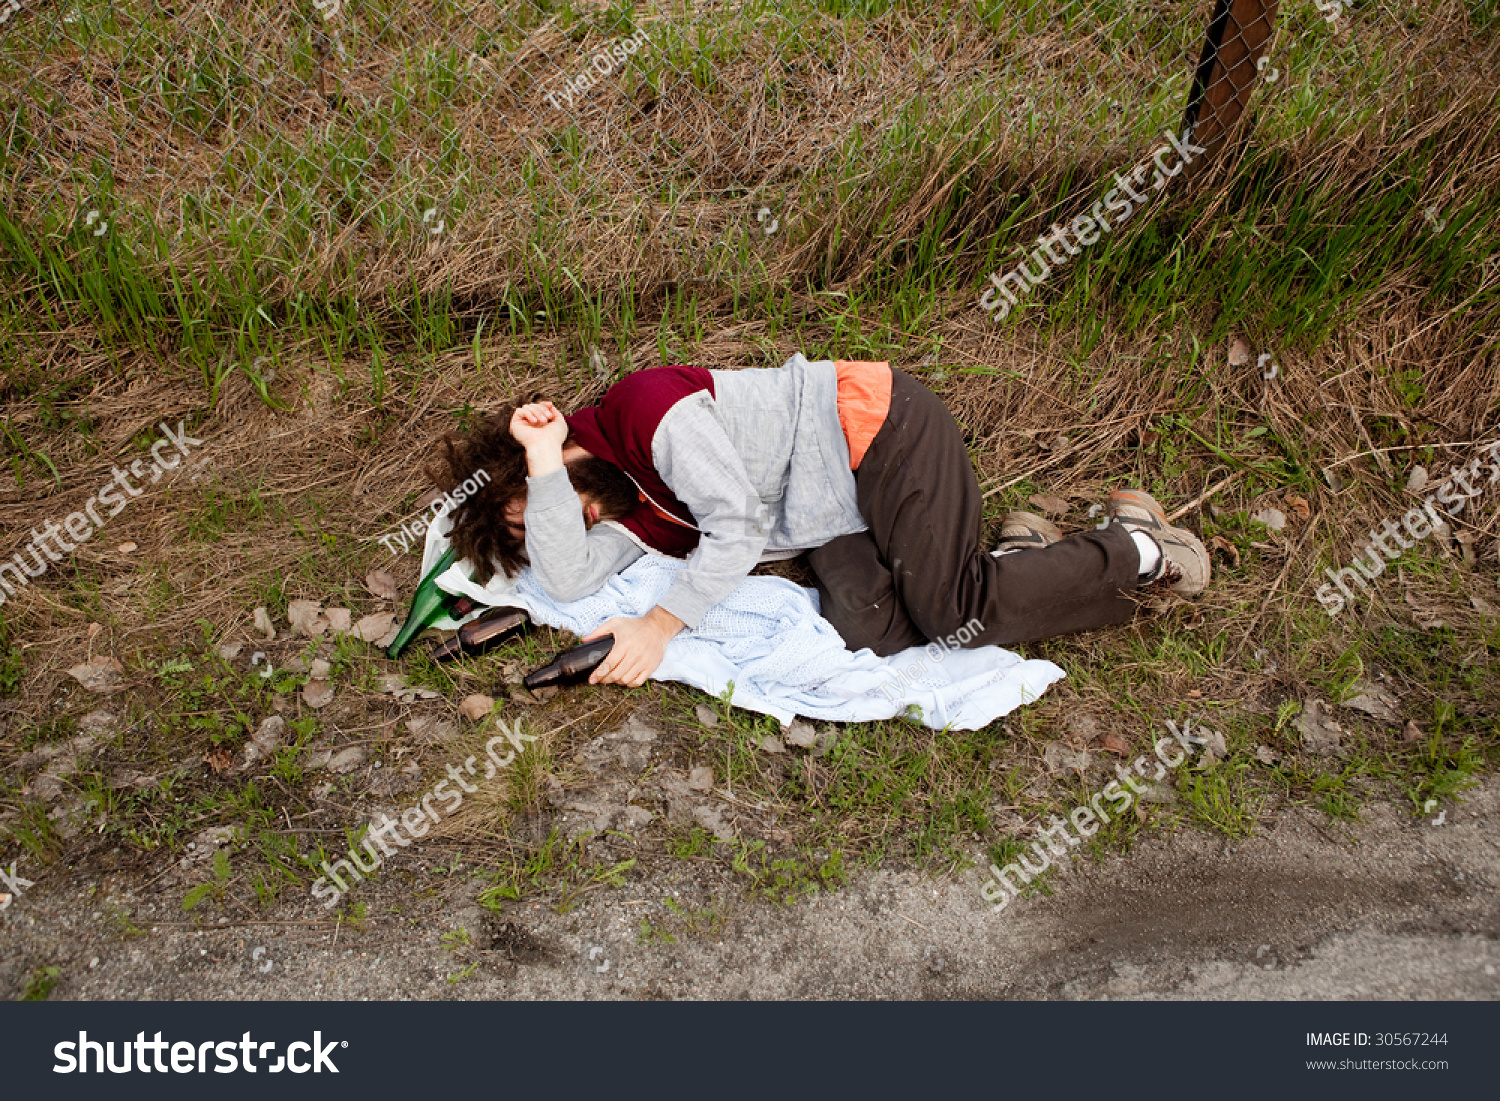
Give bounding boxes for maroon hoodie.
[564,366,714,557]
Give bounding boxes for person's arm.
[510,401,644,603]
[586,393,767,687]
[524,466,643,601]
[649,393,769,629]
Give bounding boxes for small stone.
[325,608,353,634]
[692,805,734,841]
[1405,465,1429,493]
[1340,679,1401,724]
[117,542,137,554]
[252,607,276,641]
[302,679,335,709]
[1099,733,1130,756]
[1296,699,1344,755]
[783,720,817,748]
[288,599,329,638]
[355,612,396,644]
[365,569,399,600]
[1251,507,1287,532]
[218,642,244,661]
[67,656,125,694]
[459,694,495,722]
[687,767,713,792]
[78,710,119,736]
[1066,714,1100,742]
[621,807,653,830]
[309,659,331,679]
[243,715,287,767]
[1042,740,1090,774]
[758,736,786,754]
[693,703,719,728]
[406,716,459,743]
[607,714,660,744]
[328,746,368,774]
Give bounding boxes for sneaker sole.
[994,510,1064,552]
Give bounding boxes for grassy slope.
[0,0,1496,932]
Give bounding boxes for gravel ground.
[3,774,1496,1001]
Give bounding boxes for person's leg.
[813,367,1144,655]
[806,529,928,655]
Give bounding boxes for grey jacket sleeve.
[524,466,644,602]
[652,393,769,629]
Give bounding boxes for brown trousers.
[807,368,1144,656]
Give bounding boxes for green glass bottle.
[386,548,476,659]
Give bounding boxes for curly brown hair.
[425,404,639,585]
[424,408,536,584]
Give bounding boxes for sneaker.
[991,510,1064,556]
[1105,489,1211,597]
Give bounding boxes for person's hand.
[583,607,684,687]
[509,401,568,452]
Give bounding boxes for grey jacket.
[523,353,869,628]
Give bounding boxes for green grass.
[0,619,26,698]
[0,0,1490,407]
[19,965,62,1001]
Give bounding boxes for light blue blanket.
[421,520,1063,730]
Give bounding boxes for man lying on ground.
[430,355,1209,686]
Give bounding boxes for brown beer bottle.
[430,607,530,663]
[522,636,615,689]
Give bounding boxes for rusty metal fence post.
[1182,0,1283,174]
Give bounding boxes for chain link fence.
[1,1,1495,316]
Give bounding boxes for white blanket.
[420,519,1063,730]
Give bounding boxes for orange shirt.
[834,360,893,470]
